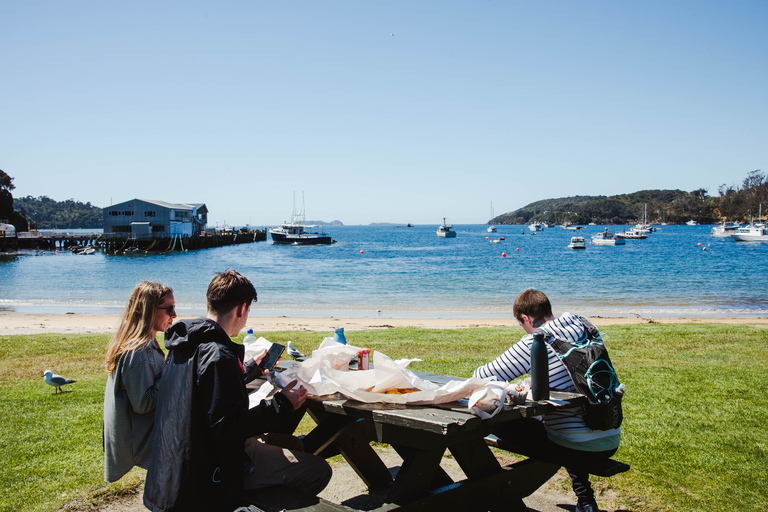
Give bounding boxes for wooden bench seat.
[484,435,630,477]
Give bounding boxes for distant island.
[305,220,344,226]
[492,170,768,225]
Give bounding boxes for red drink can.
[358,349,370,370]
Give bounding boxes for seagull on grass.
[43,370,77,394]
[286,341,306,360]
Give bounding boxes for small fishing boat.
[568,236,586,249]
[591,228,625,246]
[269,194,334,245]
[616,227,648,240]
[437,218,457,238]
[686,219,699,226]
[711,220,737,238]
[528,221,543,232]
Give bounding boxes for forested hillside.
[494,170,767,225]
[13,196,102,229]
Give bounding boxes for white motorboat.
[731,224,768,242]
[711,220,738,238]
[528,222,543,232]
[568,236,586,249]
[686,219,699,226]
[591,228,625,246]
[437,218,457,238]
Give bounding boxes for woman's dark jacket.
[143,318,293,512]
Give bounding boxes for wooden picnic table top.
[248,361,586,511]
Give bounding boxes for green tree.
[0,170,28,232]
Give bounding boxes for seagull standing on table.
[43,370,77,394]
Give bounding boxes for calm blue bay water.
[2,224,766,319]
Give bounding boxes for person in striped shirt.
[473,289,620,512]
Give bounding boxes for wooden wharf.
[13,229,267,252]
[0,231,19,253]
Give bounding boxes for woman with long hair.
[103,281,176,482]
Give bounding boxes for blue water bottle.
[333,328,347,345]
[531,328,549,401]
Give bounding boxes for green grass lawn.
[1,323,766,511]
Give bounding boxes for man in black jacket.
[144,270,331,512]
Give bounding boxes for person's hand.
[251,349,267,368]
[279,379,308,410]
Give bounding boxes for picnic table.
[247,362,586,512]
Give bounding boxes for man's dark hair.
[206,269,257,314]
[512,289,552,324]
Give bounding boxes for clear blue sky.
[2,1,766,226]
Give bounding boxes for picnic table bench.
[245,364,628,512]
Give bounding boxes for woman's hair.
[105,281,172,373]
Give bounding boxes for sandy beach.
[2,311,767,335]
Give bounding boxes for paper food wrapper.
[468,381,506,419]
[243,336,274,361]
[272,338,494,407]
[505,379,530,405]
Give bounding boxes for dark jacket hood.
[164,317,230,350]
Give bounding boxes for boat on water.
[528,221,543,232]
[487,202,497,232]
[731,224,768,242]
[269,218,334,245]
[616,227,648,240]
[568,236,586,249]
[591,228,625,246]
[634,204,654,233]
[437,218,456,238]
[711,220,738,238]
[269,196,334,245]
[686,219,699,226]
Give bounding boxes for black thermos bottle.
[531,328,549,400]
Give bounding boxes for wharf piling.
[1,232,19,253]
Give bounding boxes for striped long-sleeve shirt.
[473,313,620,450]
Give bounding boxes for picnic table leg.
[387,445,449,504]
[333,418,393,490]
[300,411,352,456]
[302,409,393,490]
[449,438,502,479]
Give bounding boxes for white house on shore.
[102,199,207,237]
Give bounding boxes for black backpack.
[542,317,624,431]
